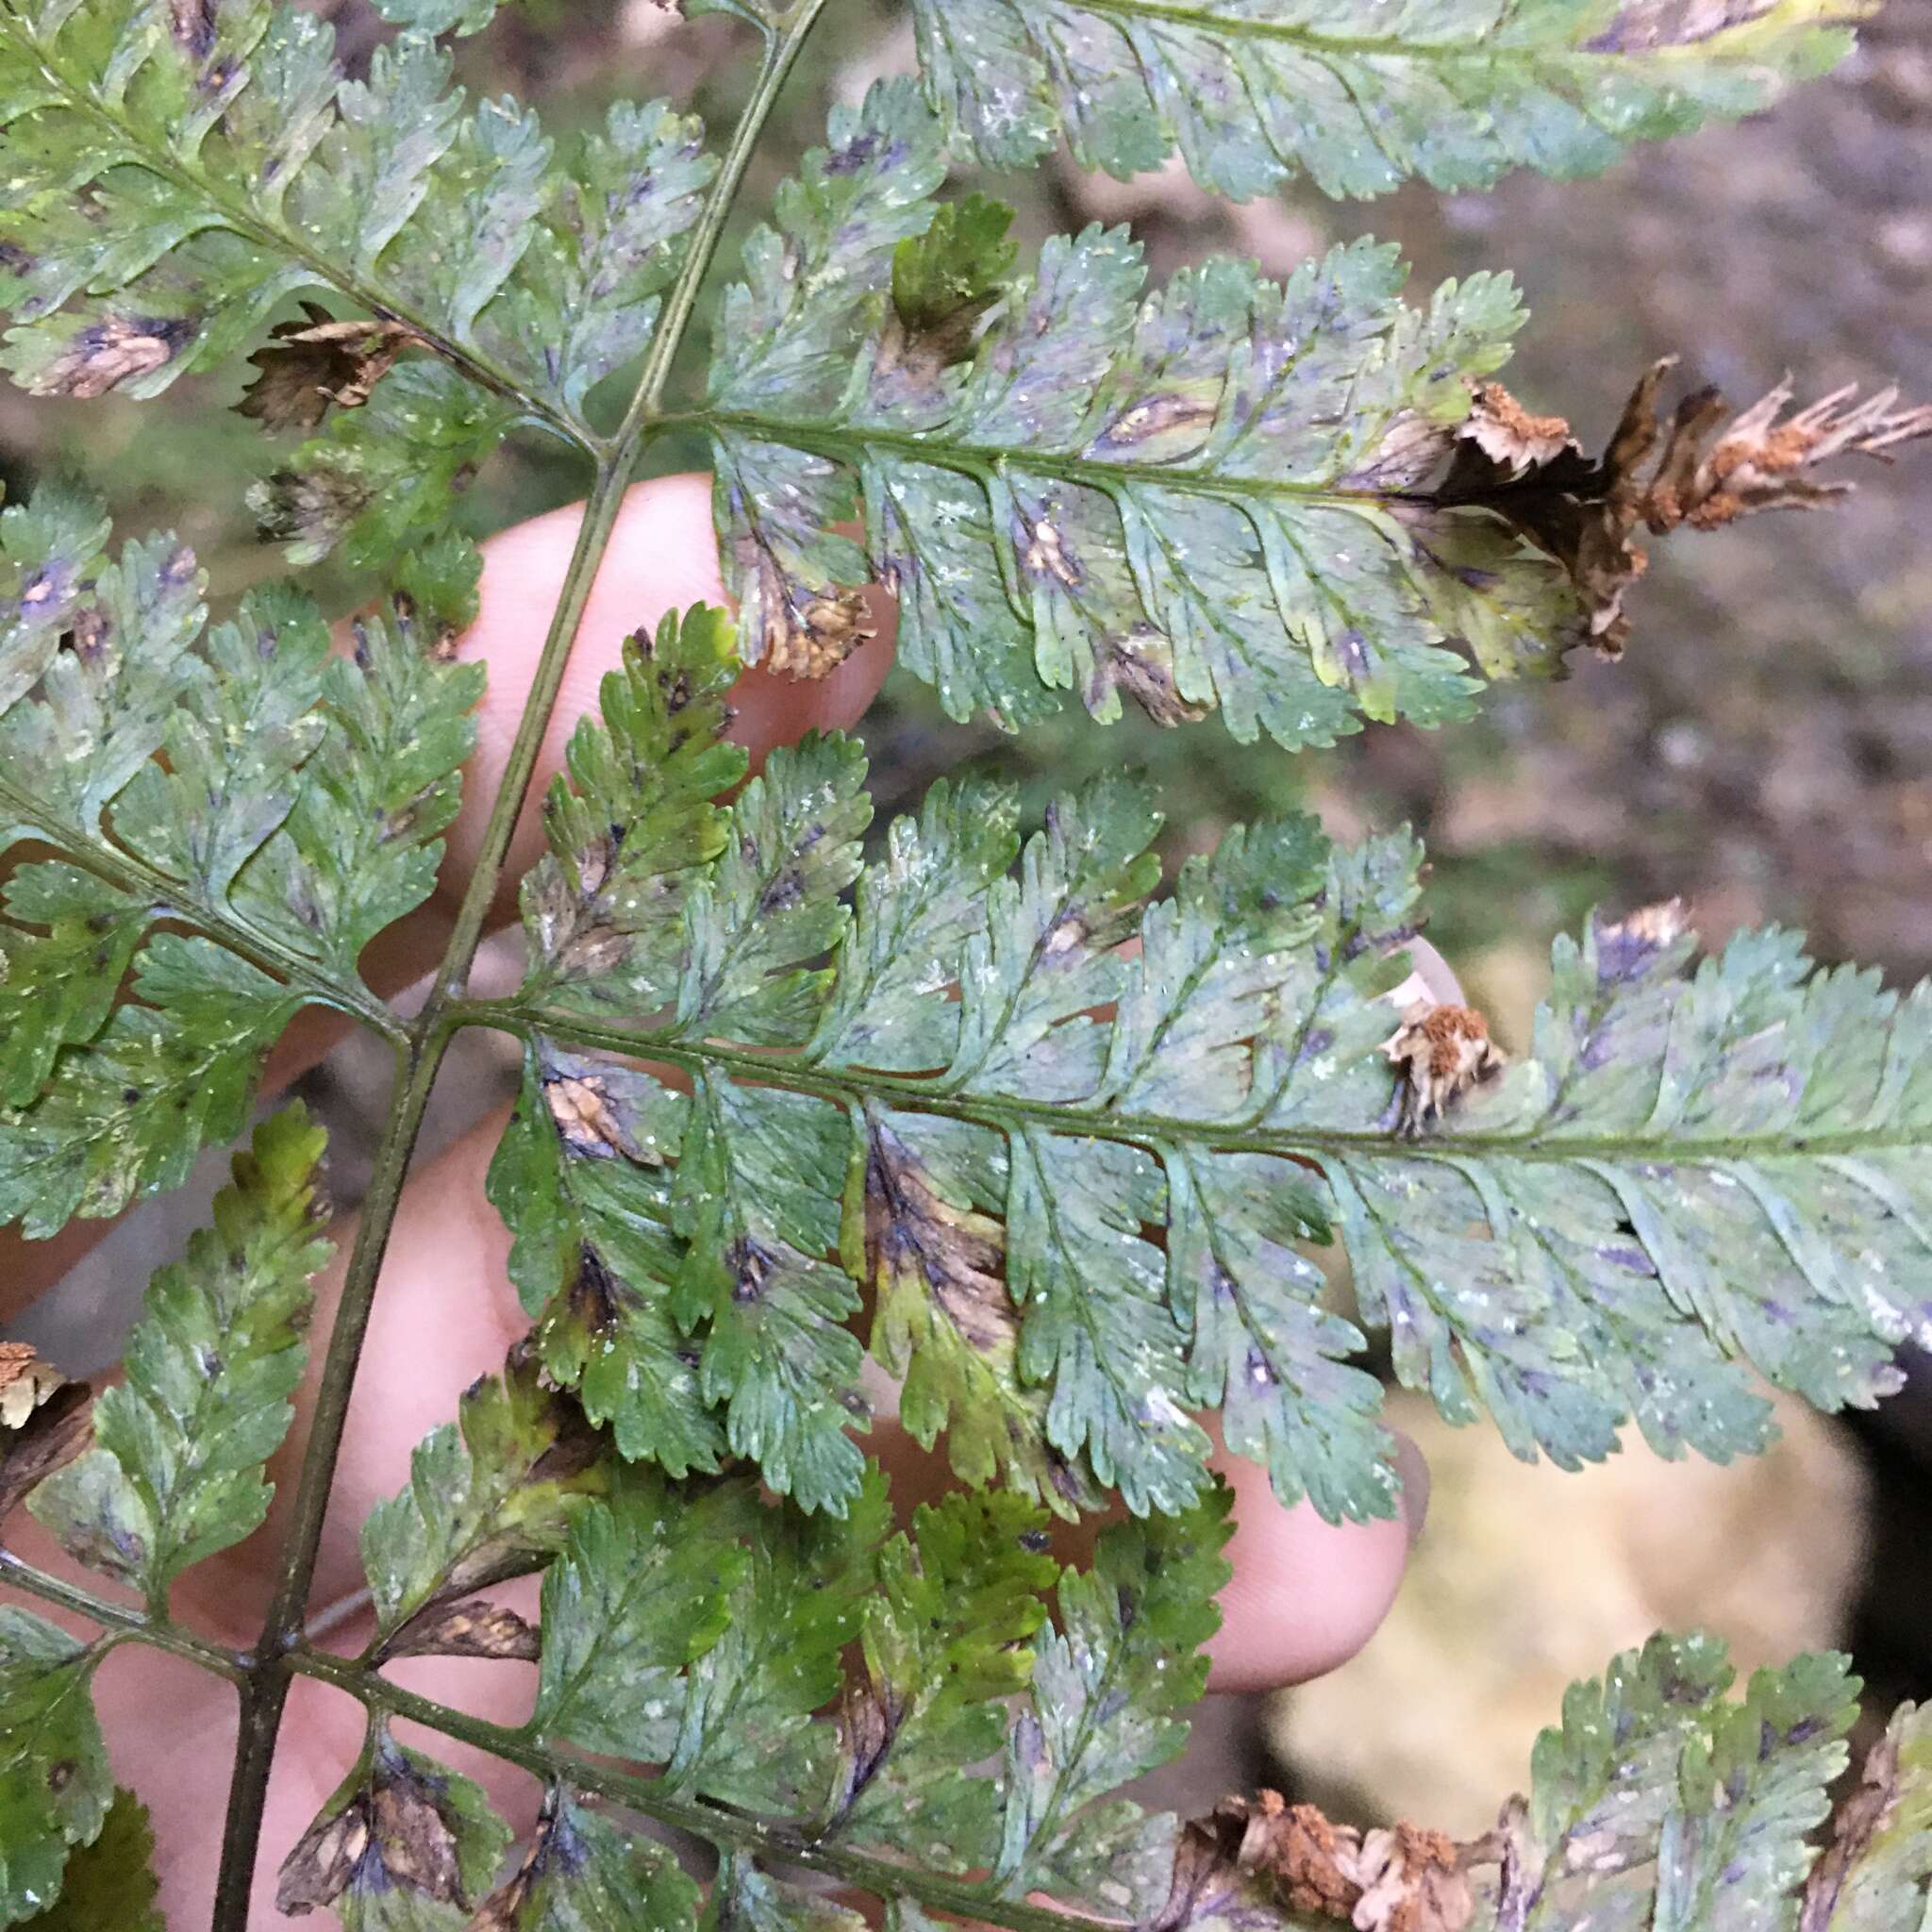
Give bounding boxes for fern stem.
[208,5,835,1914]
[621,0,833,436]
[0,1551,248,1680]
[284,1643,1196,1932]
[210,1029,446,1929]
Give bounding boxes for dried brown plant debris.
[31,313,190,397]
[1156,1793,1475,1932]
[381,1601,541,1664]
[1381,1000,1504,1136]
[1442,363,1932,659]
[237,303,420,430]
[0,1342,92,1522]
[277,1720,486,1917]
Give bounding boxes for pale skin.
[0,475,1427,1925]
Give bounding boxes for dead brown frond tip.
[1445,363,1932,661]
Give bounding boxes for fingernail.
[1393,1431,1431,1542]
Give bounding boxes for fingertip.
[448,474,728,886]
[1206,1436,1424,1693]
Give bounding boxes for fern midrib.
[0,772,404,1036]
[286,1644,1286,1932]
[137,1311,292,1611]
[994,1602,1145,1897]
[692,406,1467,514]
[1041,0,1824,62]
[495,1006,1924,1171]
[0,13,591,453]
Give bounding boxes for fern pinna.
[0,0,1930,1926]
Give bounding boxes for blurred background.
[7,0,1931,1840]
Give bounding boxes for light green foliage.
[996,1488,1230,1907]
[672,733,873,1046]
[909,0,1866,200]
[358,1348,610,1650]
[662,1470,886,1814]
[3,1,1928,1924]
[0,484,477,1240]
[487,1044,724,1474]
[705,1855,866,1932]
[27,1108,329,1607]
[230,603,486,978]
[532,1480,743,1760]
[0,0,713,558]
[368,0,500,35]
[275,1474,1231,1925]
[471,1788,703,1932]
[708,83,1601,741]
[824,1490,1058,1857]
[519,604,746,1021]
[496,609,1932,1523]
[20,1790,165,1932]
[1495,1635,1859,1929]
[0,1612,110,1930]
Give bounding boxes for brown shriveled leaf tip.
[1799,1718,1909,1932]
[737,532,875,679]
[0,1377,92,1523]
[469,1786,571,1931]
[237,302,418,430]
[276,1796,374,1915]
[1460,382,1580,472]
[0,1341,68,1430]
[385,1601,541,1663]
[32,314,189,398]
[833,1676,900,1811]
[1603,897,1690,950]
[278,1725,472,1916]
[1441,364,1932,660]
[1157,1794,1476,1932]
[1090,630,1208,729]
[545,1070,653,1163]
[1380,1000,1503,1138]
[867,1121,1015,1356]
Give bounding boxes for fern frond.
[0,1610,111,1927]
[20,1790,165,1932]
[26,1108,328,1608]
[281,1469,1227,1926]
[1803,1701,1932,1930]
[0,1,712,554]
[0,485,479,1237]
[488,607,1932,1520]
[701,85,1929,743]
[358,1346,609,1657]
[274,1472,1926,1932]
[1488,1636,1857,1927]
[368,0,500,35]
[910,0,1868,201]
[470,1786,701,1931]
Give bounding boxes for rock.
[1269,1387,1871,1836]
